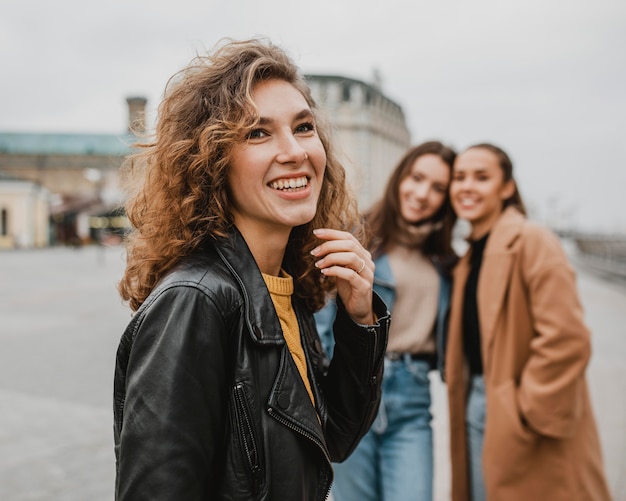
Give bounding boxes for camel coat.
[445,207,611,501]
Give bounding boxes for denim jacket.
[315,252,451,378]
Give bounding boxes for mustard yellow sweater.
[262,271,315,407]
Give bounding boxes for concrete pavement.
[0,245,128,501]
[0,244,624,500]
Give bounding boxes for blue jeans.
[331,356,433,501]
[466,375,486,501]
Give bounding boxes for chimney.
[371,67,383,91]
[126,96,147,134]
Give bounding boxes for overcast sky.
[2,0,625,232]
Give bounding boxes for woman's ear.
[500,180,516,201]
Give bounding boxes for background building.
[0,78,411,248]
[0,173,50,249]
[0,97,145,247]
[306,74,411,210]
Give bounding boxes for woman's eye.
[295,122,315,134]
[247,128,268,140]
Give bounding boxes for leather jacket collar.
[214,227,286,346]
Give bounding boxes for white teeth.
[458,197,477,206]
[270,176,308,191]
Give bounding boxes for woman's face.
[228,79,327,241]
[398,154,450,224]
[450,147,514,237]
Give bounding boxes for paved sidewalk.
[0,245,128,501]
[0,244,624,500]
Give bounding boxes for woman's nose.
[414,183,430,199]
[276,133,307,164]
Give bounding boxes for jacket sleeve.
[319,292,389,461]
[517,225,591,439]
[115,285,229,500]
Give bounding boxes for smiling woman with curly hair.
[113,38,389,501]
[119,39,362,313]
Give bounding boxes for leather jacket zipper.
[267,406,332,500]
[233,383,262,492]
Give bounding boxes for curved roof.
[0,132,139,156]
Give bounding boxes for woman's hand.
[311,228,375,325]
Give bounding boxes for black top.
[463,233,490,375]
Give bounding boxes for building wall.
[307,75,412,211]
[0,180,50,248]
[0,129,139,246]
[0,153,125,204]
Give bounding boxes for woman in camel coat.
[445,143,610,501]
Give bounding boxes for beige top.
[386,245,439,354]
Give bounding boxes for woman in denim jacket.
[316,141,457,501]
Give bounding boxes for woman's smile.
[269,175,309,191]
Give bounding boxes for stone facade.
[0,133,135,247]
[0,150,126,203]
[306,74,411,211]
[0,175,50,248]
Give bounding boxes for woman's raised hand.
[311,228,375,325]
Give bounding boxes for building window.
[342,82,351,102]
[0,208,7,236]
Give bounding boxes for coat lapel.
[446,256,471,384]
[477,208,524,361]
[478,251,513,356]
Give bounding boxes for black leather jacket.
[113,228,389,500]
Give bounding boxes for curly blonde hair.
[119,38,361,312]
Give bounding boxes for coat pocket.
[231,382,264,494]
[485,379,574,498]
[484,379,537,479]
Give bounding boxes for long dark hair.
[365,140,458,272]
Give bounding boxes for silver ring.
[356,259,365,274]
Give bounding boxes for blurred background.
[2,0,626,234]
[0,0,625,499]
